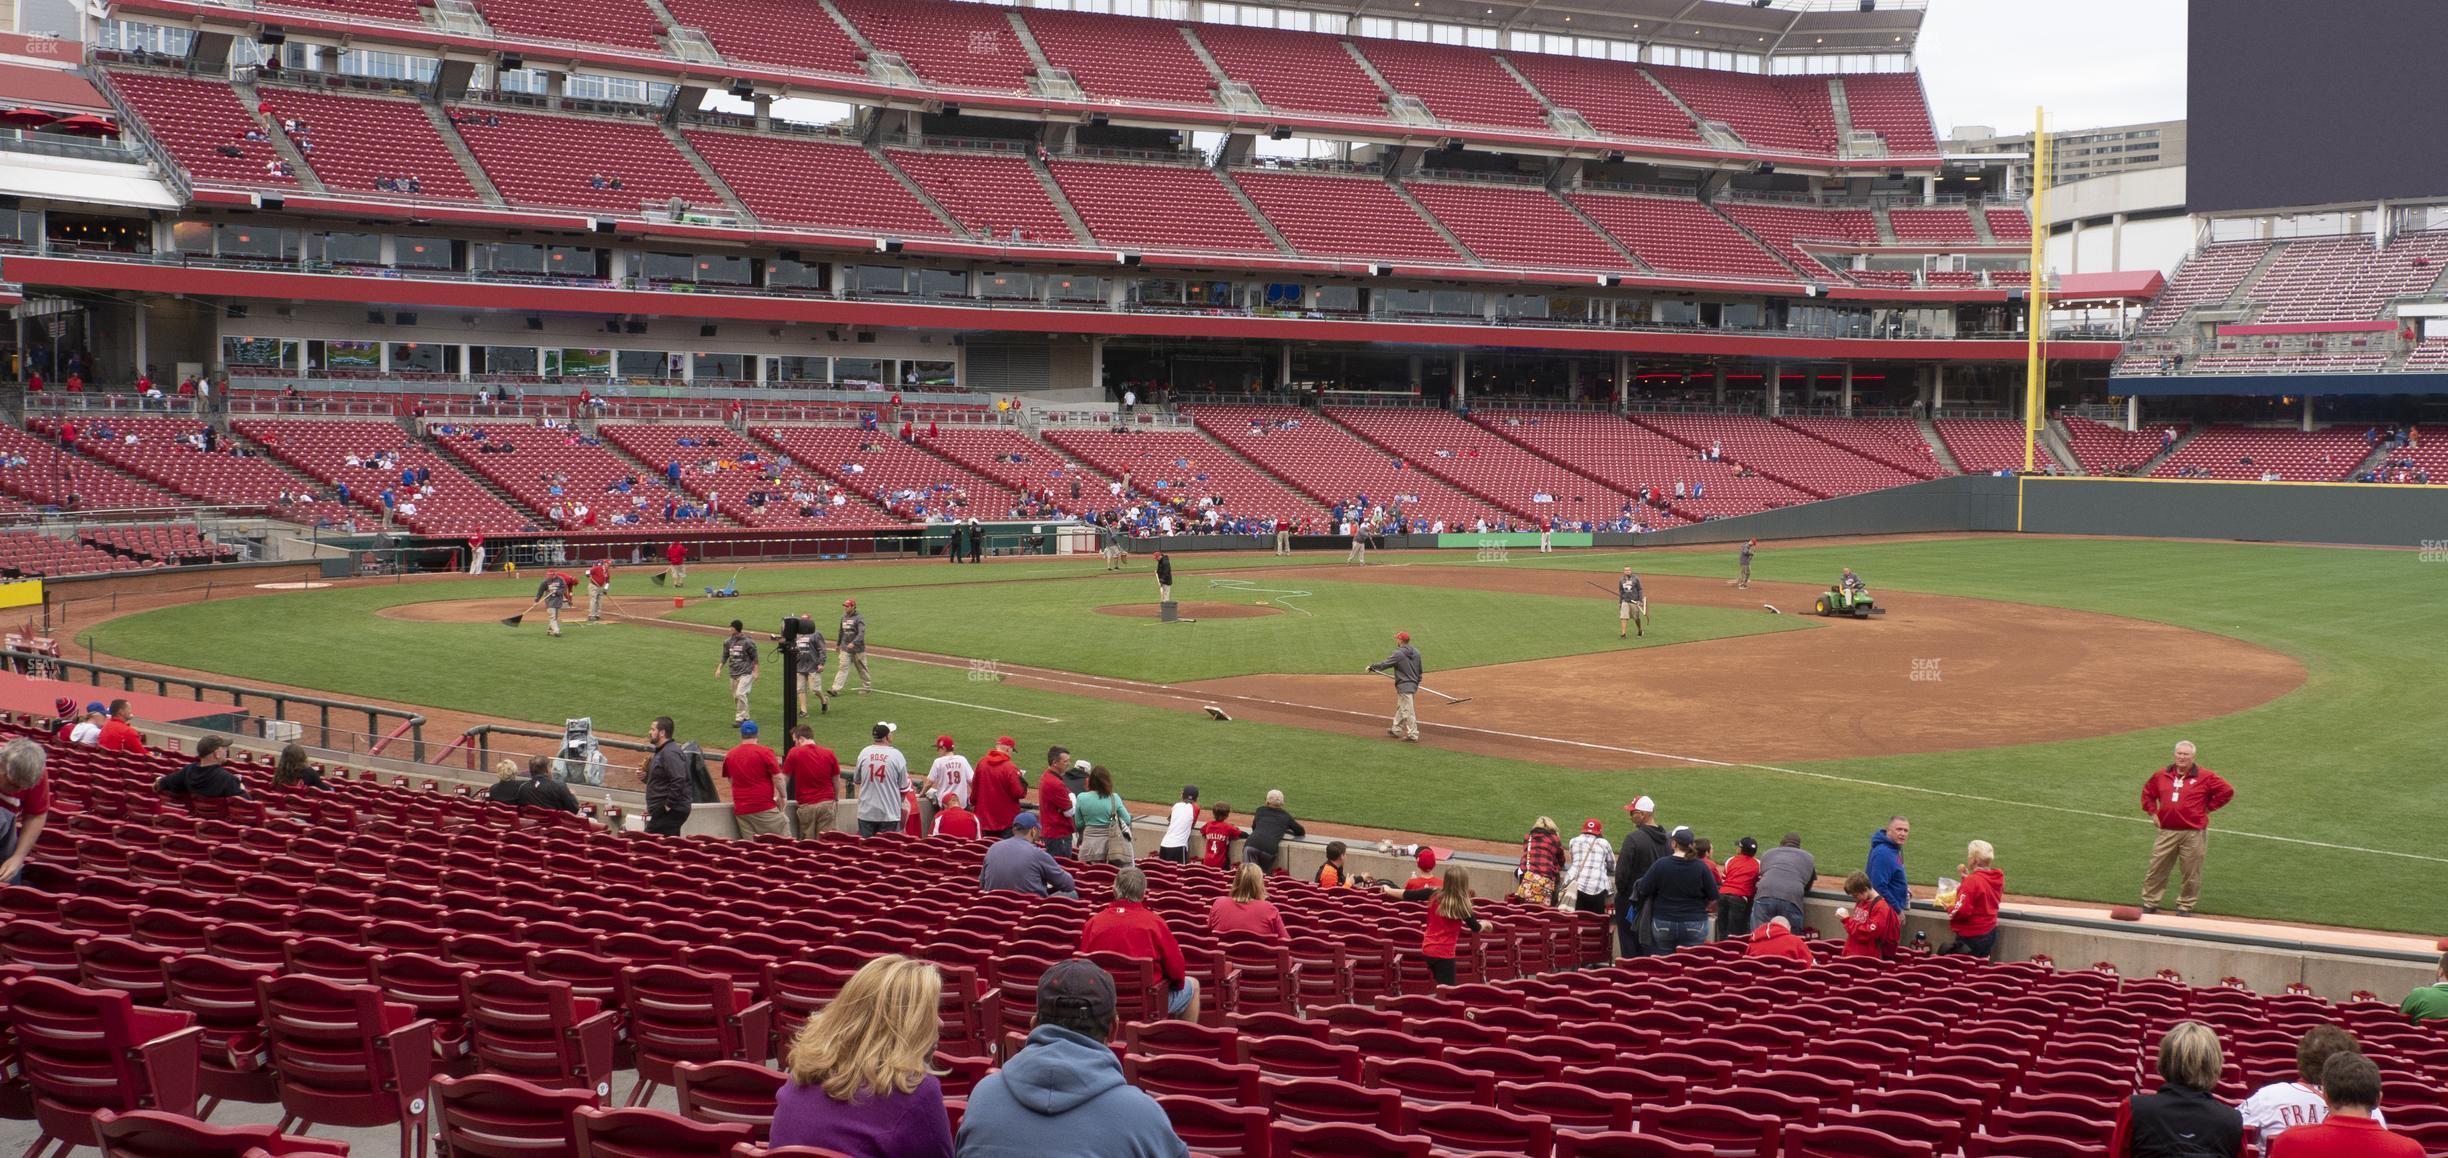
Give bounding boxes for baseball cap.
[737,720,759,737]
[1182,785,1200,801]
[1012,811,1041,831]
[85,702,106,714]
[842,598,856,608]
[1073,758,1093,773]
[1623,795,1656,814]
[1035,958,1117,1023]
[997,735,1016,749]
[1738,836,1759,855]
[1416,847,1438,871]
[1396,631,1410,642]
[936,735,955,750]
[1581,818,1603,836]
[1670,826,1695,847]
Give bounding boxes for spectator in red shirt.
[784,724,843,838]
[1942,840,2004,960]
[1383,864,1481,987]
[1400,846,1442,891]
[724,721,786,838]
[1207,864,1288,943]
[0,739,50,885]
[96,699,147,757]
[1718,836,1761,940]
[971,739,1027,838]
[931,794,980,840]
[2270,1053,2422,1157]
[1198,803,1241,869]
[2139,740,2234,916]
[1037,750,1077,859]
[1837,870,1900,960]
[1079,867,1198,1020]
[1743,916,1813,965]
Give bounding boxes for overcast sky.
[1915,0,2187,138]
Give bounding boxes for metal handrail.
[3,647,426,759]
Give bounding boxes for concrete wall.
[1619,475,2018,547]
[2019,477,2448,547]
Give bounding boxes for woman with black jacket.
[2111,1022,2243,1158]
[1632,826,1721,954]
[1242,789,1305,873]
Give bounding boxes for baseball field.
[75,534,2448,935]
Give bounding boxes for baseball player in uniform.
[535,570,574,637]
[831,598,871,694]
[1539,519,1553,554]
[1618,568,1647,639]
[1738,539,1755,590]
[1155,551,1173,603]
[717,619,759,722]
[1366,630,1423,742]
[781,614,829,713]
[585,561,610,623]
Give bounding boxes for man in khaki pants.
[1366,630,1423,743]
[716,619,758,723]
[2139,741,2234,916]
[785,724,843,837]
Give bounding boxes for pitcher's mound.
[1095,602,1282,620]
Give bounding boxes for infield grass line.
[1205,577,1316,616]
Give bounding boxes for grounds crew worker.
[831,598,872,695]
[1738,539,1755,590]
[1156,551,1173,603]
[1366,631,1423,743]
[536,569,575,637]
[585,561,610,623]
[1619,567,1646,639]
[665,540,688,586]
[717,619,759,723]
[776,612,830,714]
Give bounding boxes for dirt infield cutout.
[1092,601,1285,620]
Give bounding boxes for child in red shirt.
[1400,846,1443,891]
[1719,836,1761,940]
[1383,865,1481,987]
[931,798,980,839]
[1838,870,1899,960]
[1199,803,1242,868]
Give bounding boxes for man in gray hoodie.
[1366,630,1423,742]
[831,598,871,695]
[955,959,1185,1157]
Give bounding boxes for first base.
[1203,706,1232,721]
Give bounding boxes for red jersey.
[96,719,146,756]
[1207,898,1288,942]
[587,563,608,588]
[1079,900,1187,987]
[783,742,841,805]
[665,542,687,567]
[2269,1116,2422,1158]
[971,751,1027,832]
[1200,822,1242,867]
[2140,764,2233,830]
[1841,895,1900,960]
[1949,867,2003,938]
[932,806,980,839]
[1720,854,1760,899]
[1419,899,1477,960]
[0,777,52,830]
[1745,922,1814,964]
[722,740,781,814]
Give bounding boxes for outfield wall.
[1615,475,2448,549]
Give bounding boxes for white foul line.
[869,687,1061,723]
[1206,577,1315,616]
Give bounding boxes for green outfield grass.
[78,539,2448,933]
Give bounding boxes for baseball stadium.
[0,0,2445,1153]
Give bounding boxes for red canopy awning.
[48,113,117,136]
[0,107,54,126]
[2052,270,2166,303]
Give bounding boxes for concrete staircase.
[1869,206,1898,245]
[1968,205,1999,246]
[659,124,756,220]
[1915,410,1963,474]
[2040,420,2083,475]
[1026,155,1098,247]
[1709,202,1818,282]
[2135,426,2201,475]
[1384,177,1483,266]
[1551,187,1651,272]
[868,146,970,237]
[234,79,327,193]
[420,103,505,205]
[1211,167,1298,257]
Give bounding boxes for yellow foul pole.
[2022,106,2049,474]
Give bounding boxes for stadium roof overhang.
[2052,270,2165,304]
[1357,0,1924,57]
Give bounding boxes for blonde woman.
[1207,863,1289,943]
[1942,839,2004,960]
[2111,1020,2242,1158]
[483,758,523,805]
[1382,864,1483,986]
[771,954,953,1158]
